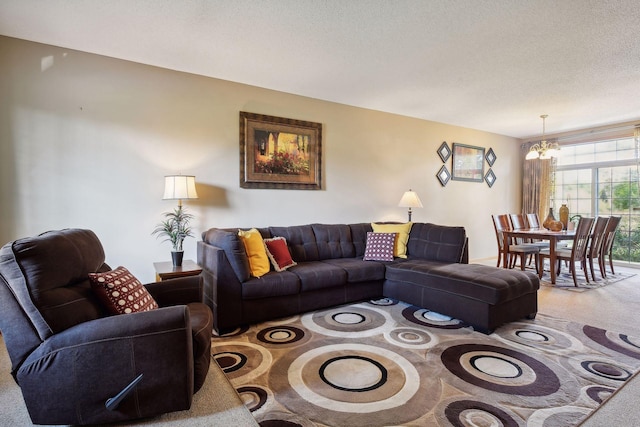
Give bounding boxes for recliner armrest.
[145,275,203,306]
[17,306,194,425]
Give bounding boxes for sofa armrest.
[197,241,244,333]
[17,306,193,425]
[145,275,203,306]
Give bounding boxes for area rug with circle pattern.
[211,299,640,426]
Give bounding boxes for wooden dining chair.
[526,213,541,229]
[599,216,622,278]
[492,214,540,272]
[539,217,595,287]
[585,216,609,280]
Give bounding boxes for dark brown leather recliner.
[0,229,213,425]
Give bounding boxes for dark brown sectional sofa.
[197,222,539,335]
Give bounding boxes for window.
[552,136,640,264]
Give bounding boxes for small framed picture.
[451,143,485,183]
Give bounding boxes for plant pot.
[171,251,184,267]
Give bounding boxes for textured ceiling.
[1,0,639,139]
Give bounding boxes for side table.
[153,259,202,282]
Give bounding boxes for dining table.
[502,228,576,284]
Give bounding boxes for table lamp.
[398,189,423,222]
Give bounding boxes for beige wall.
[0,36,522,282]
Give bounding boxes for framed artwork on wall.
[451,143,485,182]
[239,112,322,190]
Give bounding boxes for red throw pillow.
[89,266,158,314]
[264,237,297,272]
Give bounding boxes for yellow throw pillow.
[238,228,270,277]
[371,222,413,258]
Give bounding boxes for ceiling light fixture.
[525,114,560,160]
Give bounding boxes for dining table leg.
[549,236,557,284]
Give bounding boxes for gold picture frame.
[239,112,322,190]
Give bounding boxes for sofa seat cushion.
[322,258,386,283]
[385,261,538,305]
[288,261,348,292]
[242,271,300,300]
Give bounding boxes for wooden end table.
[153,259,202,281]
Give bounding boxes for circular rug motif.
[212,342,272,384]
[268,341,440,426]
[582,324,640,361]
[402,305,467,330]
[257,325,308,347]
[301,304,392,338]
[494,320,585,354]
[432,340,582,408]
[384,326,440,349]
[434,396,524,427]
[561,354,634,387]
[237,385,270,412]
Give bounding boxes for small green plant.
[152,206,194,252]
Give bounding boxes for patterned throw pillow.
[264,237,297,272]
[363,232,397,261]
[89,266,158,314]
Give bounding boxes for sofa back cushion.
[311,224,356,260]
[201,228,252,282]
[407,223,467,263]
[269,225,318,262]
[349,223,373,257]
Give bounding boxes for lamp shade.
[398,190,423,208]
[163,175,198,200]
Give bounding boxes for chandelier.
[525,114,560,160]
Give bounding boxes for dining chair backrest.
[571,217,595,262]
[492,214,511,250]
[588,216,609,258]
[526,213,541,229]
[509,214,527,231]
[600,216,622,257]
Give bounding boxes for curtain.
[521,142,554,221]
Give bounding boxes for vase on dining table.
[542,208,556,230]
[559,203,569,230]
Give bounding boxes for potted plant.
[568,214,582,231]
[152,206,194,266]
